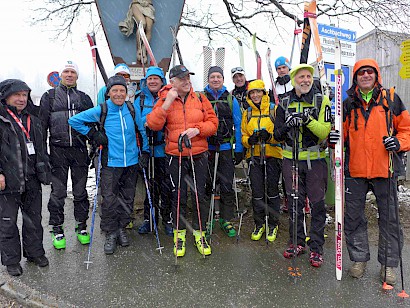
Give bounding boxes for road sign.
[318,24,356,66]
[324,63,350,103]
[47,71,60,88]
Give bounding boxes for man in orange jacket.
[329,58,410,285]
[147,65,218,257]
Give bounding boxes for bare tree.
[31,0,410,43]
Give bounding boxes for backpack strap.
[48,88,56,111]
[100,102,108,128]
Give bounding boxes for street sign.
[324,63,350,103]
[47,71,60,88]
[318,24,356,66]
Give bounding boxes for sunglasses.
[116,73,131,79]
[357,68,374,76]
[231,67,244,74]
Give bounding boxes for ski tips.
[398,290,409,298]
[382,282,394,290]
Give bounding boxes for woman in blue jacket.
[69,76,149,254]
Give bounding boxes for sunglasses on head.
[357,68,374,76]
[231,67,244,74]
[116,73,131,79]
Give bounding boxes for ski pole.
[148,130,155,233]
[184,134,206,259]
[207,147,219,242]
[85,145,103,269]
[260,131,269,246]
[175,135,184,266]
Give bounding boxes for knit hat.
[0,79,31,102]
[61,60,79,76]
[208,66,224,79]
[289,64,314,87]
[274,56,291,70]
[106,75,127,94]
[114,63,131,75]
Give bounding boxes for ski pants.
[100,165,138,233]
[168,152,209,231]
[48,145,89,227]
[0,177,45,266]
[345,177,403,267]
[207,149,235,221]
[283,158,327,254]
[249,156,281,228]
[142,157,172,225]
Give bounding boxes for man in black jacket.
[39,61,94,250]
[0,79,51,276]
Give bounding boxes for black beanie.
[208,66,224,79]
[106,75,127,94]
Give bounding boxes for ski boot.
[251,225,265,241]
[219,218,236,237]
[163,221,173,237]
[173,229,186,257]
[138,220,151,234]
[51,225,66,250]
[309,251,324,267]
[193,230,211,256]
[75,222,90,245]
[283,243,306,259]
[266,225,278,242]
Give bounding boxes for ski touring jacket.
[0,103,51,195]
[138,66,167,158]
[343,58,410,179]
[146,84,218,157]
[39,83,93,148]
[274,87,331,164]
[68,99,149,168]
[203,84,243,153]
[241,81,283,160]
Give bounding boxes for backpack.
[246,102,277,125]
[100,100,135,127]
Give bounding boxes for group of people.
[0,56,409,287]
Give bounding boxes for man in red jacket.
[147,65,218,257]
[329,58,410,285]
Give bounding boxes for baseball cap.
[231,67,246,78]
[61,60,79,76]
[169,65,195,79]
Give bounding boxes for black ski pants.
[249,156,282,228]
[345,177,403,267]
[168,152,209,231]
[100,164,139,233]
[48,145,89,227]
[142,157,172,224]
[283,158,327,254]
[0,177,45,266]
[207,149,235,221]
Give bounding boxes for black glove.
[37,171,52,185]
[234,151,244,165]
[248,131,259,146]
[258,129,271,142]
[285,112,303,127]
[87,127,108,148]
[301,113,312,125]
[383,136,400,151]
[139,151,150,169]
[328,130,341,145]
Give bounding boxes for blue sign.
[318,24,356,43]
[324,63,350,114]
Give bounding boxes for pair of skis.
[203,46,225,88]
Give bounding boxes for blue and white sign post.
[318,24,356,66]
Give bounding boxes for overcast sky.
[0,1,375,102]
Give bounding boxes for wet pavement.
[1,180,410,307]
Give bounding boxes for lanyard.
[6,108,31,141]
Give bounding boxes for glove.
[383,136,400,151]
[258,129,271,142]
[37,172,52,185]
[139,151,150,169]
[301,113,312,125]
[87,127,108,148]
[328,130,341,145]
[234,151,244,165]
[248,131,259,146]
[285,112,303,127]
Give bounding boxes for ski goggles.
[356,68,375,76]
[116,73,131,79]
[231,67,245,77]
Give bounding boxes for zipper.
[119,108,127,167]
[67,91,73,146]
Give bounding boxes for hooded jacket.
[343,58,410,178]
[137,66,167,158]
[241,80,282,159]
[146,84,218,156]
